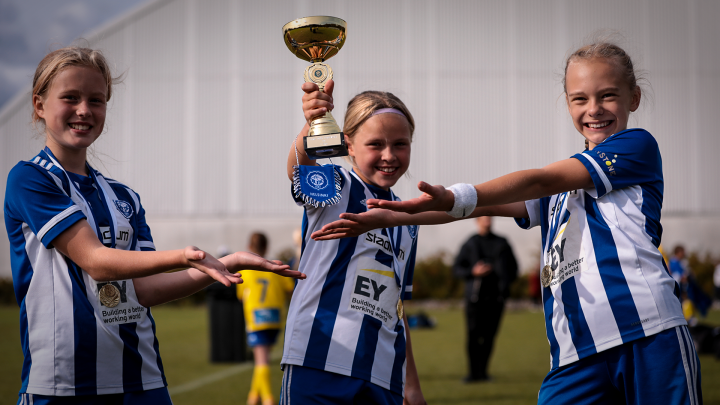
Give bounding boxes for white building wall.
[1,0,720,278]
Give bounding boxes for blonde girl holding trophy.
[280,80,426,405]
[312,42,702,404]
[5,46,303,405]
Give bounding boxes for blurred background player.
[237,232,295,405]
[452,216,517,382]
[669,245,689,290]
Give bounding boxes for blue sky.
[0,0,149,111]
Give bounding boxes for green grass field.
[1,305,719,404]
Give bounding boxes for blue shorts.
[247,329,280,347]
[539,325,702,405]
[280,364,402,405]
[17,387,172,405]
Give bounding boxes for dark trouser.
[465,295,505,379]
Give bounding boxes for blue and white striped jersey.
[4,148,166,396]
[282,166,418,396]
[517,128,685,369]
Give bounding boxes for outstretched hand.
[311,209,395,240]
[366,181,455,214]
[184,246,242,287]
[223,251,306,280]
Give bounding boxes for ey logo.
[354,275,388,301]
[549,238,566,270]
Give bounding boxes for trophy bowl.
[283,16,348,159]
[283,16,346,63]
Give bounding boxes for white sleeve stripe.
[32,156,40,164]
[676,327,697,405]
[404,286,413,292]
[579,153,613,194]
[137,241,155,249]
[37,206,83,241]
[47,171,68,196]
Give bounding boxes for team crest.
[306,170,328,190]
[406,225,418,239]
[114,200,133,219]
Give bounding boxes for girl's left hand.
[184,246,242,286]
[222,251,307,279]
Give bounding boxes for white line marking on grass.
[169,354,281,396]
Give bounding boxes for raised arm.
[286,80,336,180]
[368,158,593,214]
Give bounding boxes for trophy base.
[304,132,348,159]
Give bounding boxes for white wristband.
[445,183,477,218]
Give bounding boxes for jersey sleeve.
[515,199,542,229]
[572,128,662,199]
[4,163,86,248]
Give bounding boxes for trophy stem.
[309,110,342,136]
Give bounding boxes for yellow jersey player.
[237,233,295,405]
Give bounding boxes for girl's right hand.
[302,79,335,123]
[367,181,456,214]
[184,246,242,287]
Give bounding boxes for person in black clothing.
[453,216,518,383]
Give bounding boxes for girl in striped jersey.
[281,81,426,404]
[313,42,702,404]
[5,47,304,405]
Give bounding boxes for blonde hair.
[32,47,118,126]
[344,91,415,141]
[563,42,643,95]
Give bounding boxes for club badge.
[114,200,133,219]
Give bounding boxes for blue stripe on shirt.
[585,195,644,342]
[19,299,31,393]
[120,323,144,391]
[148,309,167,386]
[640,184,663,248]
[543,288,560,369]
[560,279,597,359]
[71,262,97,395]
[389,321,407,394]
[351,316,382,380]
[303,176,366,368]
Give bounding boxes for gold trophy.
[283,16,347,159]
